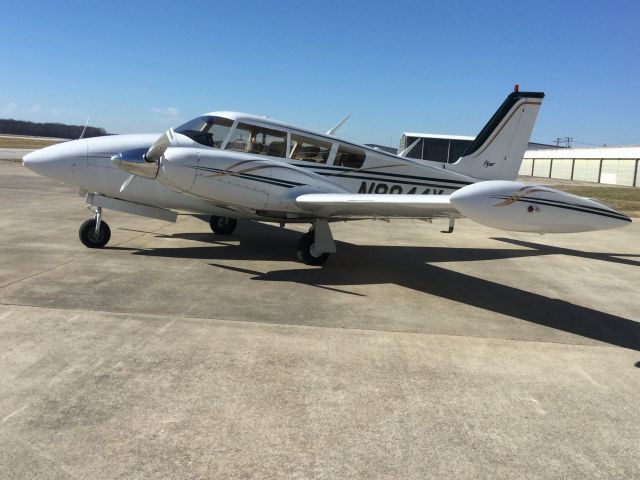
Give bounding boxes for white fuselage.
[23,114,478,220]
[22,103,631,235]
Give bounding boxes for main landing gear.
[76,207,335,266]
[296,219,336,266]
[79,206,111,248]
[209,216,238,235]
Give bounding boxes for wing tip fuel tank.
[450,181,631,233]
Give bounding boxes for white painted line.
[157,320,174,335]
[2,405,28,422]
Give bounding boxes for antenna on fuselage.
[79,114,91,139]
[398,138,421,157]
[326,115,350,135]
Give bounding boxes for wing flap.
[295,193,458,218]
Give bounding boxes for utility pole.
[555,137,562,147]
[564,137,573,148]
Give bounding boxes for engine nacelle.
[450,180,631,233]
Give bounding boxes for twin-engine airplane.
[23,88,631,265]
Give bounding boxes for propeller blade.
[146,130,172,163]
[119,174,135,192]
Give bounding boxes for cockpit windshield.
[174,116,234,148]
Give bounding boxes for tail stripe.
[463,92,544,158]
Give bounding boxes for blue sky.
[2,0,639,147]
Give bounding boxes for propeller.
[111,130,173,191]
[119,174,135,192]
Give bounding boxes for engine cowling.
[450,180,631,233]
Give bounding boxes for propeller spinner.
[111,130,172,191]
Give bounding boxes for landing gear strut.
[79,207,111,248]
[296,219,335,266]
[209,216,237,235]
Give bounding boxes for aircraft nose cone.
[22,148,45,167]
[23,147,56,176]
[22,140,87,182]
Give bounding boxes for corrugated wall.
[519,157,638,186]
[600,160,636,186]
[551,159,572,180]
[573,159,600,182]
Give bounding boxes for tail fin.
[447,90,544,180]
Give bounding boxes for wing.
[295,193,459,218]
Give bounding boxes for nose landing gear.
[79,206,111,248]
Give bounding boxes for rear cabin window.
[289,134,332,164]
[174,116,233,148]
[225,122,287,158]
[334,144,366,169]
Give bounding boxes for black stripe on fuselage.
[317,172,459,190]
[191,165,303,189]
[193,163,463,192]
[295,163,472,186]
[297,166,464,190]
[491,195,631,222]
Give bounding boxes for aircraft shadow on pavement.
[121,221,640,352]
[493,237,640,268]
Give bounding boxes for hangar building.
[520,146,640,187]
[399,132,639,187]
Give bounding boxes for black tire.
[79,219,111,248]
[296,231,330,266]
[209,216,238,235]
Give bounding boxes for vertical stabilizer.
[447,90,544,180]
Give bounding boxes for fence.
[519,158,640,187]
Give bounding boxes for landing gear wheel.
[79,219,111,248]
[297,230,330,266]
[209,216,237,235]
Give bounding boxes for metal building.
[399,133,475,163]
[519,146,640,187]
[398,131,639,187]
[399,133,559,164]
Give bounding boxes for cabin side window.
[334,144,365,169]
[225,122,287,158]
[174,116,234,148]
[289,134,332,164]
